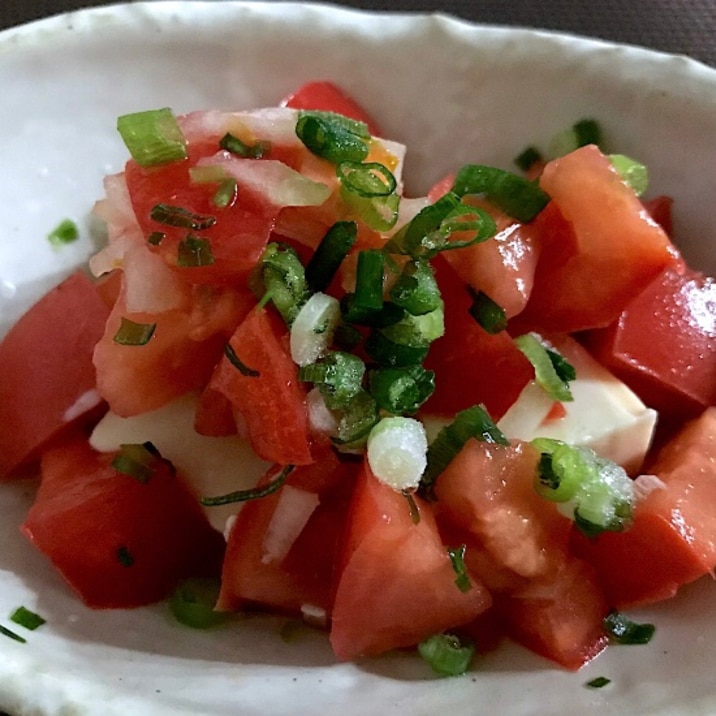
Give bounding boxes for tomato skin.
[422,257,533,421]
[583,266,716,421]
[0,271,109,479]
[217,451,357,616]
[329,462,491,661]
[512,145,680,333]
[209,307,314,466]
[21,436,224,608]
[574,407,716,609]
[281,80,381,136]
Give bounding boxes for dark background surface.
[1,0,716,67]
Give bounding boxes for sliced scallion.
[219,132,270,159]
[421,405,508,497]
[177,236,215,267]
[224,343,260,377]
[332,390,379,448]
[117,107,187,167]
[418,633,475,677]
[290,292,342,367]
[257,242,309,325]
[389,260,442,316]
[363,329,430,367]
[0,624,26,643]
[368,364,435,414]
[451,165,550,223]
[305,221,358,293]
[603,611,655,645]
[340,186,401,232]
[609,154,649,196]
[586,676,611,689]
[337,161,396,198]
[10,606,45,631]
[113,318,156,346]
[367,416,428,491]
[299,351,365,410]
[111,442,161,483]
[548,118,602,158]
[468,289,507,334]
[150,204,216,231]
[352,249,385,312]
[514,146,543,173]
[295,111,369,164]
[169,577,227,629]
[47,218,79,247]
[447,544,472,593]
[147,231,165,246]
[514,333,574,402]
[201,465,294,507]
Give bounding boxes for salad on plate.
[1,78,715,679]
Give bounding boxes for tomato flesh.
[22,436,224,608]
[0,271,109,479]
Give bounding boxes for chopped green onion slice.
[147,231,165,246]
[224,343,260,377]
[219,132,270,159]
[447,545,472,593]
[111,442,161,483]
[150,204,216,230]
[532,437,635,535]
[468,289,507,334]
[421,405,508,497]
[257,242,309,325]
[451,165,550,223]
[341,295,404,328]
[333,322,363,352]
[213,178,238,208]
[389,192,496,259]
[514,333,574,402]
[404,491,421,524]
[0,624,26,643]
[337,161,397,198]
[364,329,430,367]
[298,351,365,410]
[332,390,379,447]
[47,218,79,247]
[305,221,358,293]
[379,306,444,348]
[117,107,187,167]
[113,317,156,346]
[341,186,400,232]
[367,416,428,491]
[177,236,215,267]
[117,546,135,567]
[201,465,294,506]
[353,249,385,311]
[10,606,45,631]
[295,111,369,164]
[389,260,442,316]
[586,676,611,689]
[514,146,543,172]
[603,611,655,645]
[609,154,649,196]
[169,577,227,629]
[549,118,603,158]
[368,364,435,414]
[418,633,475,677]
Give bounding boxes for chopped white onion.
[290,292,341,367]
[306,387,338,437]
[367,417,428,491]
[261,486,320,565]
[633,473,668,502]
[301,603,327,628]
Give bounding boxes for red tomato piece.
[498,558,609,670]
[208,307,313,465]
[574,407,716,609]
[281,80,382,136]
[22,436,224,608]
[642,195,674,236]
[583,266,716,421]
[512,145,680,333]
[330,462,491,661]
[422,257,533,421]
[125,147,278,286]
[217,451,357,617]
[194,387,238,437]
[93,286,225,417]
[0,271,109,479]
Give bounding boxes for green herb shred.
[10,606,45,631]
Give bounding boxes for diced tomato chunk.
[642,195,674,236]
[583,266,716,421]
[0,271,109,479]
[22,436,224,608]
[281,80,381,136]
[330,462,491,661]
[575,408,716,608]
[218,451,357,616]
[209,307,313,465]
[512,145,680,333]
[422,257,533,420]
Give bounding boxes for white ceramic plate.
[2,3,716,715]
